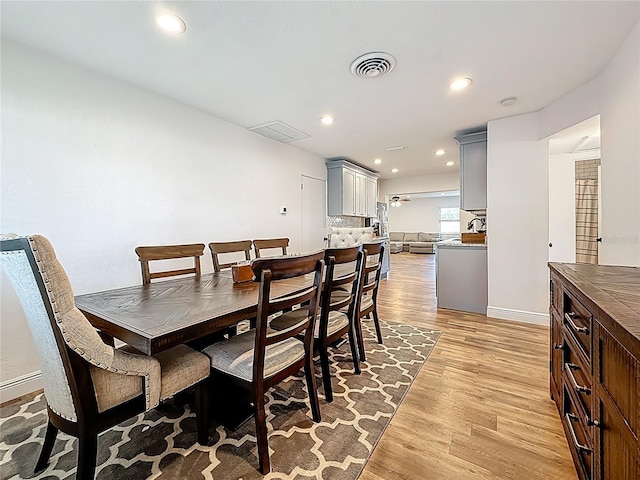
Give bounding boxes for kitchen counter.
[436,240,486,248]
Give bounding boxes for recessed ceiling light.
[391,168,399,173]
[500,96,517,107]
[449,77,472,91]
[434,149,446,156]
[320,115,335,125]
[156,13,186,34]
[445,161,455,166]
[374,158,382,165]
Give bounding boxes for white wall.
[388,196,460,233]
[0,41,326,401]
[598,22,640,266]
[486,113,550,324]
[487,21,639,325]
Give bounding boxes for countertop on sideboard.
[435,240,487,249]
[548,262,640,357]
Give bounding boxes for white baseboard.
[0,370,42,404]
[486,306,549,326]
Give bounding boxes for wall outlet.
[280,206,287,214]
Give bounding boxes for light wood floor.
[359,252,577,480]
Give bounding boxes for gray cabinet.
[435,243,487,314]
[455,131,487,212]
[326,160,379,217]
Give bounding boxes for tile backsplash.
[327,216,365,228]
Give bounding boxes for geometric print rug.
[0,320,440,480]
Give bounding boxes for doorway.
[301,175,326,253]
[548,115,601,264]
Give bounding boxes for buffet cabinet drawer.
[563,385,593,480]
[549,263,639,480]
[563,290,593,362]
[563,335,593,422]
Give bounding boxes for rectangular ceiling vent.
[247,121,310,143]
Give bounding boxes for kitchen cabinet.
[435,242,487,314]
[455,131,487,212]
[548,263,640,480]
[326,160,379,217]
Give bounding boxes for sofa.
[389,232,442,254]
[328,227,374,248]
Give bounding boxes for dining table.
[75,271,313,355]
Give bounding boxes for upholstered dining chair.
[201,250,324,474]
[0,235,211,479]
[135,243,205,284]
[270,245,365,402]
[252,237,289,258]
[354,242,385,361]
[208,240,252,272]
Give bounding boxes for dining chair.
[270,245,365,402]
[0,235,211,480]
[135,243,205,284]
[353,242,385,361]
[208,240,252,272]
[252,237,289,258]
[201,250,324,474]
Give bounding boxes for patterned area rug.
[0,320,440,480]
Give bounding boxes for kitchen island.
[435,240,487,314]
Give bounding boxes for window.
[439,207,460,234]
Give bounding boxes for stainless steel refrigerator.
[367,202,389,237]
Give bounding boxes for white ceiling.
[2,1,638,179]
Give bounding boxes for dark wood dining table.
[75,271,312,355]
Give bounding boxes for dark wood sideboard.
[549,263,639,480]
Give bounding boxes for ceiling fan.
[390,195,411,207]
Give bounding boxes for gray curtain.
[575,179,598,264]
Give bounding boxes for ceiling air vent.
[248,121,310,143]
[350,52,396,78]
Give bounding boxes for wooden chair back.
[253,238,289,258]
[319,246,364,339]
[251,251,324,357]
[208,240,252,272]
[361,242,384,297]
[354,241,386,358]
[135,243,205,285]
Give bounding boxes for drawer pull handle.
[565,413,592,455]
[565,312,589,334]
[565,363,591,395]
[553,343,563,350]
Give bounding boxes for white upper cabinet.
[327,160,379,217]
[365,175,377,217]
[455,131,487,212]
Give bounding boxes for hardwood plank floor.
[359,252,577,480]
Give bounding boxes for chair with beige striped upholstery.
[270,245,365,402]
[0,235,211,480]
[201,250,324,474]
[353,242,385,361]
